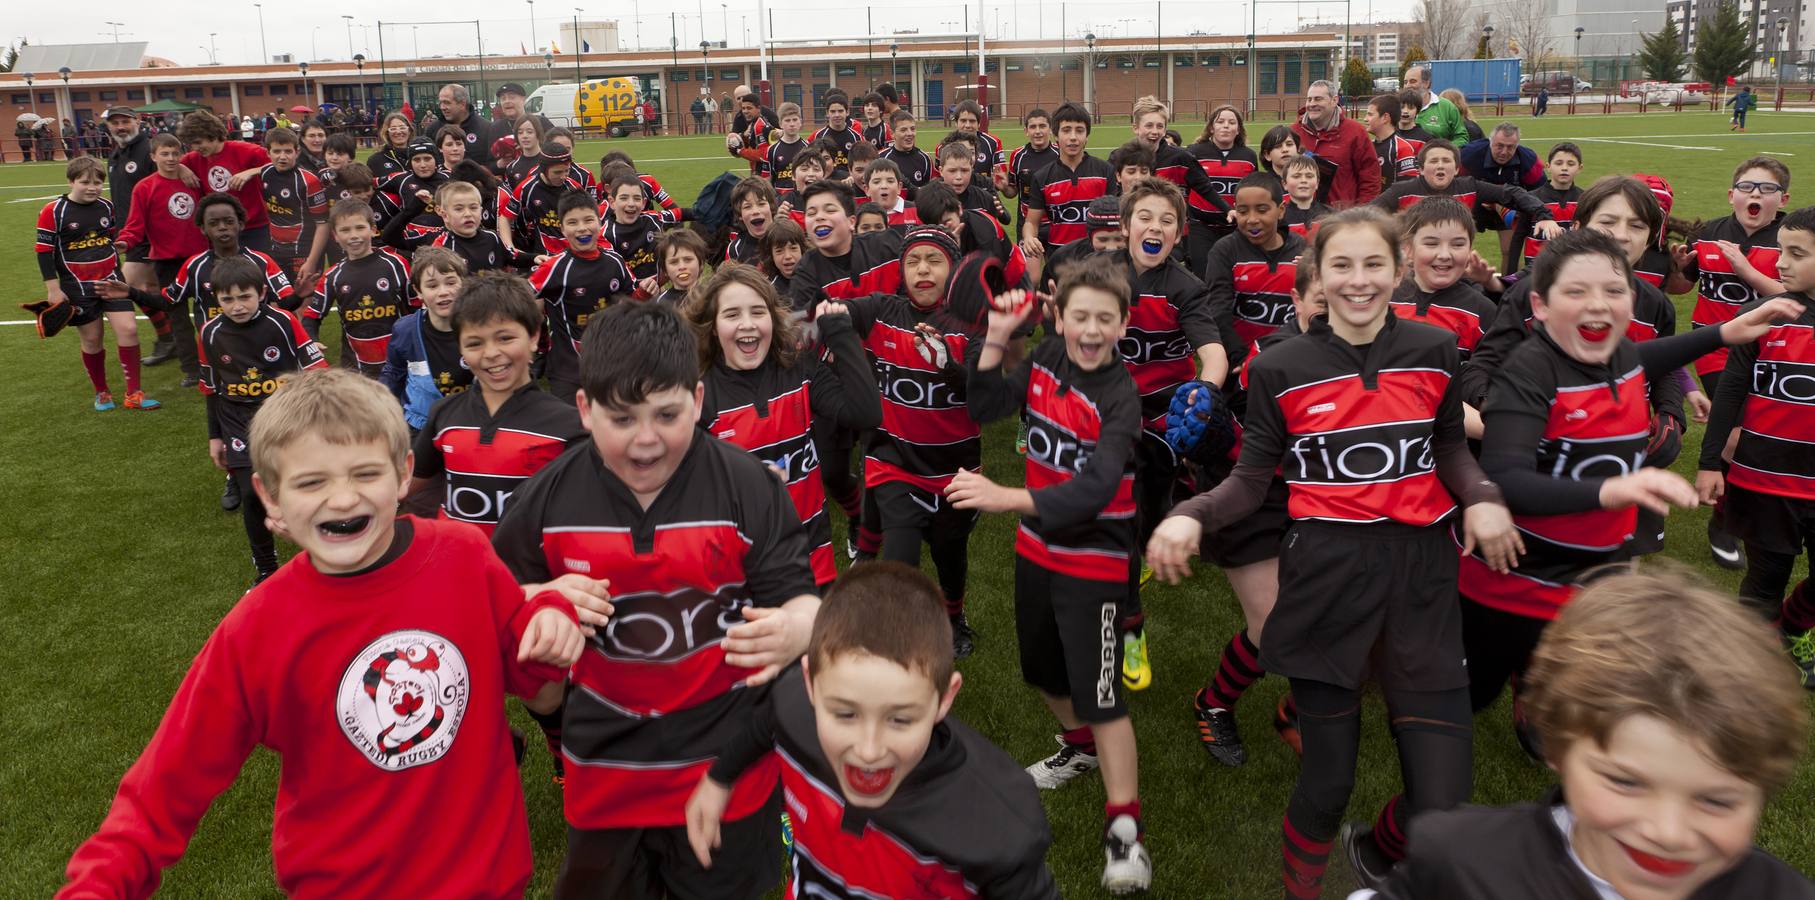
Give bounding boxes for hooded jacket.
[1291,110,1381,206]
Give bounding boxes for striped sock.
[1282,814,1333,900]
[1781,580,1815,633]
[833,484,862,520]
[856,524,882,556]
[147,309,171,336]
[1204,630,1263,710]
[1371,794,1409,862]
[1061,724,1096,756]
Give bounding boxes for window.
[294,83,307,93]
[1259,55,1278,93]
[1283,56,1301,94]
[1059,59,1079,71]
[1144,57,1161,68]
[673,70,690,81]
[213,86,232,98]
[246,85,263,96]
[71,90,90,101]
[155,88,175,100]
[185,87,204,99]
[721,68,739,80]
[269,83,288,95]
[39,91,54,103]
[837,65,856,77]
[954,61,971,74]
[8,93,24,104]
[1116,56,1135,69]
[1174,55,1194,67]
[1203,53,1223,66]
[99,90,118,101]
[866,65,882,76]
[696,69,709,81]
[1007,62,1024,72]
[782,66,801,79]
[811,65,829,77]
[925,62,943,73]
[1233,54,1247,66]
[126,89,144,100]
[1310,58,1328,82]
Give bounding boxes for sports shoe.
[1139,564,1154,589]
[1193,693,1246,766]
[780,810,795,850]
[1708,521,1745,570]
[123,390,161,410]
[93,391,115,412]
[1026,735,1099,789]
[1101,814,1153,895]
[950,613,977,659]
[179,375,200,389]
[221,474,242,511]
[1341,821,1394,890]
[845,534,859,561]
[142,333,177,366]
[1121,629,1152,691]
[1274,693,1303,756]
[1785,629,1815,691]
[1511,693,1545,764]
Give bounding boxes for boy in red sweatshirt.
[59,368,589,900]
[112,133,205,369]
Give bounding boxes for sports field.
[2,109,1813,898]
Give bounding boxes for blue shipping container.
[1427,58,1522,103]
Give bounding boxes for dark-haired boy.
[528,191,635,404]
[1037,195,1126,298]
[878,109,934,195]
[949,100,1004,193]
[858,92,892,147]
[864,157,918,226]
[305,200,412,378]
[492,301,821,899]
[1367,93,1422,188]
[915,182,1031,290]
[1281,155,1333,239]
[1020,103,1116,259]
[1509,143,1583,269]
[1002,108,1059,240]
[600,175,665,296]
[936,140,1013,224]
[687,562,1059,898]
[810,89,865,174]
[175,110,273,250]
[260,127,329,299]
[786,180,906,311]
[1110,140,1157,196]
[1203,172,1306,367]
[500,142,579,259]
[1391,197,1500,361]
[653,228,708,304]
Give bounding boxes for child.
[176,109,273,251]
[1373,141,1561,245]
[1366,568,1812,898]
[786,180,906,311]
[765,102,809,194]
[1257,125,1300,176]
[491,300,820,898]
[409,271,585,536]
[390,139,449,248]
[846,139,878,189]
[527,191,635,404]
[652,227,708,305]
[761,216,807,295]
[1511,142,1583,269]
[878,108,933,195]
[321,132,357,187]
[380,246,471,431]
[1389,197,1498,360]
[59,367,585,898]
[1367,93,1422,188]
[809,88,864,173]
[37,158,157,411]
[937,139,1012,224]
[725,175,780,264]
[433,124,467,171]
[259,127,329,298]
[1132,95,1232,254]
[600,174,664,296]
[422,180,513,273]
[783,147,829,208]
[305,200,413,377]
[686,264,882,589]
[685,562,1059,897]
[1147,206,1520,897]
[1020,102,1115,258]
[1110,139,1157,196]
[865,157,916,226]
[950,100,1005,192]
[855,201,890,235]
[1203,172,1308,365]
[1395,90,1435,142]
[601,150,686,224]
[1003,108,1059,239]
[1185,104,1257,268]
[914,182,1033,290]
[543,127,597,196]
[499,141,577,259]
[1281,154,1332,239]
[950,254,1153,893]
[1698,204,1815,687]
[858,91,892,146]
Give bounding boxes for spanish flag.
[550,40,561,55]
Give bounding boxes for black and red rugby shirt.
[1005,141,1059,227]
[601,213,663,286]
[706,668,1059,900]
[699,312,883,586]
[1283,201,1332,239]
[1389,278,1499,359]
[1685,213,1783,377]
[969,338,1142,583]
[1152,140,1231,221]
[1117,249,1223,434]
[166,248,295,330]
[528,247,634,387]
[411,383,585,537]
[1372,176,1554,222]
[34,196,117,299]
[1185,141,1257,229]
[1701,293,1815,501]
[1374,133,1423,187]
[810,123,865,172]
[491,433,817,830]
[259,163,328,261]
[1204,231,1308,363]
[843,292,980,494]
[306,248,413,368]
[500,173,574,256]
[787,229,905,311]
[427,226,515,273]
[390,170,450,244]
[1513,182,1580,268]
[1021,153,1115,252]
[199,305,327,465]
[879,145,935,195]
[764,137,809,192]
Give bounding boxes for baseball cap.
[496,82,528,98]
[102,106,137,119]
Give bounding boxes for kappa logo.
[1096,603,1118,708]
[1306,402,1337,415]
[1768,339,1789,348]
[336,630,470,771]
[262,345,282,362]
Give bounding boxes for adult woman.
[366,112,415,182]
[1441,89,1487,143]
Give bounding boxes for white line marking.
[1573,138,1720,151]
[7,194,61,204]
[1,315,152,326]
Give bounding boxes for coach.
[1461,122,1546,268]
[421,83,506,171]
[1400,65,1470,144]
[1291,80,1380,206]
[491,82,554,138]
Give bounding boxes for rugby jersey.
[34,196,117,299]
[879,145,935,195]
[306,248,413,370]
[1118,249,1223,433]
[500,172,575,256]
[411,383,585,536]
[601,213,663,287]
[1283,201,1333,239]
[1389,278,1499,359]
[724,231,764,265]
[1514,183,1580,267]
[1374,133,1423,186]
[810,123,865,172]
[1700,293,1815,501]
[860,119,892,147]
[786,229,905,311]
[1203,231,1307,362]
[116,174,206,262]
[1372,176,1553,223]
[259,163,328,260]
[1186,141,1257,227]
[199,305,327,465]
[1686,213,1783,377]
[167,248,295,331]
[428,226,515,273]
[764,137,809,191]
[182,140,271,228]
[1152,140,1230,220]
[527,247,634,386]
[843,292,979,494]
[1005,142,1059,231]
[390,170,450,245]
[1022,153,1115,252]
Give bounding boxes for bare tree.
[1501,0,1556,74]
[1415,0,1473,60]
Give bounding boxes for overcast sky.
[22,0,1418,68]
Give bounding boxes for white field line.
[1572,138,1720,151]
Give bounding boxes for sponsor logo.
[1285,422,1436,485]
[1307,402,1336,415]
[335,631,469,771]
[1024,422,1094,473]
[207,165,232,192]
[595,588,753,662]
[1566,409,1589,421]
[1753,360,1815,404]
[279,188,292,199]
[562,557,593,573]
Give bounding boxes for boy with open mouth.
[1203,172,1308,362]
[1019,102,1115,261]
[527,191,635,405]
[724,175,781,266]
[304,200,414,379]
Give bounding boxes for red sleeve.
[484,549,580,697]
[57,620,260,900]
[498,185,519,220]
[257,253,294,301]
[35,201,57,253]
[118,182,154,249]
[1522,158,1545,188]
[283,309,328,369]
[528,255,559,294]
[179,151,206,182]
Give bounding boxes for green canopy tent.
[132,99,207,114]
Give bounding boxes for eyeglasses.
[1733,181,1785,195]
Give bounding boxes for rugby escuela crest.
[336,630,469,770]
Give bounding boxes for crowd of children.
[33,86,1815,899]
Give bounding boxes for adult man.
[691,96,710,134]
[1290,80,1380,207]
[1460,122,1545,269]
[420,83,504,171]
[104,106,176,362]
[1400,64,1470,144]
[490,82,554,137]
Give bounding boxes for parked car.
[1372,76,1401,92]
[1520,71,1591,95]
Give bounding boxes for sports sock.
[1204,630,1263,710]
[857,524,882,556]
[525,704,565,773]
[147,309,171,336]
[1061,724,1096,755]
[1105,799,1143,837]
[1780,580,1815,633]
[833,483,861,520]
[118,344,142,394]
[81,350,109,393]
[1371,794,1409,862]
[1282,813,1333,900]
[1120,610,1145,635]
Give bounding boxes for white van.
[526,77,647,136]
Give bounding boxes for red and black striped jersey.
[700,313,882,585]
[1152,141,1230,218]
[636,173,683,225]
[198,305,326,446]
[1687,213,1782,377]
[34,196,117,298]
[490,434,817,830]
[1702,293,1815,501]
[786,229,905,311]
[1389,278,1499,359]
[860,120,892,147]
[844,293,979,493]
[500,173,574,256]
[391,170,450,243]
[1634,244,1672,289]
[167,248,295,330]
[1118,250,1222,432]
[724,231,762,265]
[308,248,414,367]
[528,247,634,385]
[1374,134,1423,186]
[1283,201,1332,239]
[1515,183,1580,266]
[1005,143,1058,197]
[1185,142,1258,224]
[259,164,327,259]
[809,123,865,172]
[968,338,1142,583]
[428,227,514,273]
[884,206,923,228]
[1372,176,1552,222]
[764,137,809,191]
[601,213,664,286]
[1204,231,1307,362]
[879,145,934,195]
[1022,153,1115,251]
[410,383,585,536]
[705,669,1059,900]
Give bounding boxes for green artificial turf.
[2,108,1812,898]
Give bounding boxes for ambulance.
[525,77,655,137]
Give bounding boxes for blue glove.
[1164,381,1236,465]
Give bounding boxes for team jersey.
[182,141,272,228]
[956,208,1031,290]
[879,145,934,194]
[1022,153,1116,252]
[958,182,1013,225]
[1204,232,1307,362]
[501,174,574,256]
[1372,176,1553,222]
[1687,213,1783,377]
[306,248,413,370]
[411,383,585,536]
[427,227,515,273]
[365,146,409,182]
[724,231,764,265]
[810,123,865,172]
[705,668,1060,900]
[167,248,295,331]
[844,291,980,494]
[1701,293,1815,501]
[34,196,117,299]
[969,337,1142,583]
[260,164,328,260]
[199,305,327,462]
[528,247,634,386]
[786,229,905,311]
[1634,243,1673,290]
[390,170,450,245]
[962,130,1005,184]
[490,434,817,830]
[1282,201,1332,239]
[1186,142,1258,226]
[1118,249,1222,433]
[1514,183,1580,267]
[116,175,207,262]
[600,214,663,286]
[764,137,809,191]
[1374,133,1424,186]
[1151,140,1230,218]
[860,120,892,147]
[1005,142,1059,232]
[1389,278,1499,359]
[699,312,882,585]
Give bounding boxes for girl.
[506,116,544,187]
[1186,104,1256,269]
[381,246,471,432]
[1257,125,1300,176]
[686,264,883,589]
[366,113,415,183]
[761,217,807,295]
[1146,206,1521,896]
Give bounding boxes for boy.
[1131,95,1233,237]
[37,158,157,411]
[499,141,578,259]
[686,563,1059,897]
[855,202,890,234]
[1365,568,1812,898]
[391,139,450,249]
[527,191,635,403]
[600,174,664,295]
[1203,173,1307,368]
[59,367,585,899]
[1373,140,1561,246]
[787,180,906,311]
[1110,140,1157,196]
[846,140,878,190]
[197,257,329,579]
[782,147,828,208]
[1002,108,1058,239]
[762,216,808,294]
[491,301,820,898]
[864,157,916,225]
[320,132,357,189]
[1367,93,1422,188]
[1511,142,1583,268]
[424,180,514,273]
[176,109,273,251]
[599,149,685,224]
[858,91,892,146]
[409,271,585,535]
[950,255,1153,893]
[809,89,864,174]
[434,124,467,171]
[937,139,1012,224]
[1395,89,1435,143]
[949,99,1004,192]
[1281,154,1332,239]
[725,175,780,264]
[1698,204,1815,687]
[1021,102,1116,259]
[305,200,413,377]
[652,227,708,305]
[380,246,471,431]
[1389,197,1499,359]
[878,108,934,195]
[764,102,809,194]
[260,127,330,296]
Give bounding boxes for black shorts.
[1473,202,1511,232]
[554,788,782,900]
[1263,519,1466,692]
[871,479,977,536]
[120,242,150,264]
[1199,461,1291,568]
[1015,555,1128,722]
[1725,485,1815,556]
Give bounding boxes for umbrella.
[289,105,313,115]
[15,112,42,125]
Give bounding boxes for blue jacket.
[380,310,452,430]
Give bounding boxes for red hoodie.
[1292,110,1382,207]
[116,172,207,261]
[59,517,575,900]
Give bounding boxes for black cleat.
[221,475,242,511]
[179,375,200,389]
[142,334,177,366]
[1709,521,1745,570]
[950,613,977,659]
[1341,821,1395,890]
[1193,693,1246,767]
